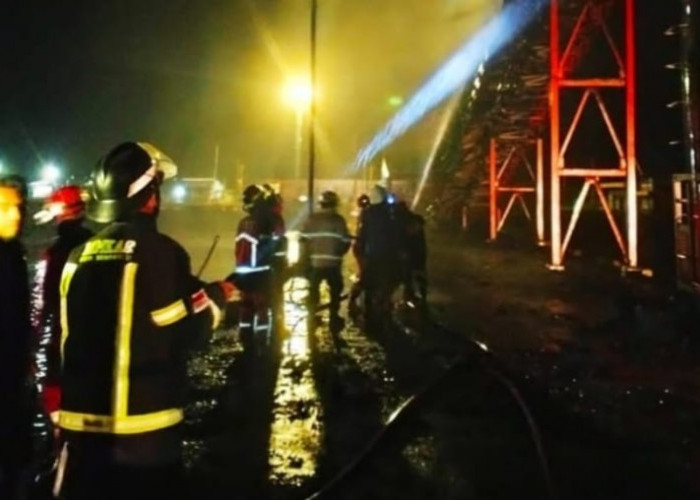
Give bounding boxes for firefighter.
[0,176,32,500]
[32,186,94,428]
[230,184,281,356]
[395,201,428,307]
[301,190,352,336]
[53,142,232,499]
[348,193,370,322]
[354,185,403,334]
[261,184,287,335]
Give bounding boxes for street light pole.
[294,109,303,179]
[307,0,317,214]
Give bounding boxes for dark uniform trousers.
[60,433,185,500]
[54,216,224,500]
[307,265,344,322]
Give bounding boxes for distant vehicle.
[162,177,235,208]
[27,180,55,200]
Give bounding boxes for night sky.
[0,0,499,183]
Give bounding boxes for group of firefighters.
[231,180,428,347]
[0,141,428,499]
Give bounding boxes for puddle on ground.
[268,277,323,487]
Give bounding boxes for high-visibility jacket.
[32,221,93,417]
[57,216,225,438]
[234,212,285,276]
[301,209,351,268]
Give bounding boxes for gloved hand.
[219,280,239,302]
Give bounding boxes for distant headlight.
[172,184,187,203]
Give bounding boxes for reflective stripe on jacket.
[57,217,225,435]
[235,214,285,273]
[301,210,351,268]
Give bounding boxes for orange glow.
[548,0,637,269]
[0,186,22,240]
[282,77,314,111]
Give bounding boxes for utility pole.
[213,144,220,180]
[307,0,317,214]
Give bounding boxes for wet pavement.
[26,208,700,499]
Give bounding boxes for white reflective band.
[127,165,157,198]
[236,233,259,266]
[302,232,349,240]
[234,266,270,274]
[252,312,272,333]
[311,255,343,260]
[239,322,252,328]
[235,233,259,244]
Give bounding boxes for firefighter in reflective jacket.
[54,142,232,499]
[231,184,283,354]
[31,186,93,427]
[301,190,351,334]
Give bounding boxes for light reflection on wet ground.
[183,329,240,468]
[268,277,323,487]
[26,217,700,498]
[338,324,402,421]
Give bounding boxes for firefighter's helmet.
[319,190,339,209]
[88,142,177,223]
[356,194,370,209]
[261,184,282,211]
[242,184,265,213]
[368,185,387,205]
[34,185,86,224]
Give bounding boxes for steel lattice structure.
[549,0,638,269]
[430,0,643,271]
[488,138,545,244]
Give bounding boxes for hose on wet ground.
[196,234,220,278]
[281,278,556,498]
[303,324,557,500]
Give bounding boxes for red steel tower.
[549,0,638,269]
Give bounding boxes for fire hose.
[196,234,220,278]
[303,322,557,500]
[236,273,556,498]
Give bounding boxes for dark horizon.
[0,0,499,184]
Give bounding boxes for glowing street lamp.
[282,77,313,111]
[282,77,314,179]
[388,95,404,108]
[41,163,61,184]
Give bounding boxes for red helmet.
[35,185,86,224]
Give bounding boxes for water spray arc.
[411,93,462,210]
[351,0,550,174]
